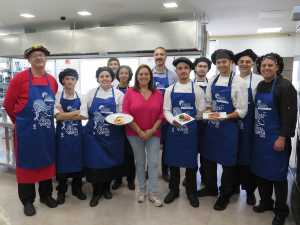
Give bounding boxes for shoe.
[164,191,179,204]
[197,188,218,197]
[127,181,135,190]
[89,195,101,207]
[148,194,163,207]
[137,192,146,203]
[57,193,65,205]
[272,215,286,225]
[40,196,58,208]
[187,194,199,208]
[72,189,87,200]
[112,180,122,190]
[253,201,274,213]
[24,202,36,216]
[103,190,113,199]
[213,196,229,211]
[246,193,256,206]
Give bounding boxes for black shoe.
[57,193,65,205]
[164,191,179,204]
[40,196,58,208]
[72,190,87,200]
[162,173,170,182]
[272,215,286,225]
[253,201,274,213]
[214,196,229,211]
[246,193,256,206]
[182,178,186,186]
[127,181,135,190]
[89,195,101,207]
[187,194,199,208]
[24,202,36,216]
[112,180,122,190]
[103,190,113,199]
[197,188,218,197]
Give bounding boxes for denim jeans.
[128,136,160,194]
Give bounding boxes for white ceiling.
[0,0,299,36]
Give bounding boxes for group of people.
[3,45,298,225]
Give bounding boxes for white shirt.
[80,86,124,118]
[54,90,82,115]
[164,80,206,124]
[112,79,119,88]
[152,67,177,87]
[206,73,248,119]
[239,73,263,98]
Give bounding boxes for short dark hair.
[107,57,120,66]
[154,47,167,54]
[133,64,156,92]
[256,53,284,75]
[95,66,115,81]
[116,65,133,83]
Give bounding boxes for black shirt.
[256,75,298,138]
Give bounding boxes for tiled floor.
[0,168,296,225]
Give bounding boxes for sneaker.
[137,192,146,203]
[24,202,36,216]
[272,215,286,225]
[149,194,163,207]
[40,196,58,208]
[213,196,229,211]
[164,191,179,204]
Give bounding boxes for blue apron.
[195,78,208,153]
[83,88,124,169]
[56,91,83,174]
[251,78,290,181]
[152,68,169,95]
[238,73,254,165]
[165,82,198,168]
[202,73,238,166]
[15,70,55,169]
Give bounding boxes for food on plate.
[178,114,191,122]
[114,116,125,125]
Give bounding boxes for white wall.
[210,33,300,57]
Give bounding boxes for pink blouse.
[123,88,164,137]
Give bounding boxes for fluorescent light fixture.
[257,27,282,33]
[77,11,92,16]
[0,33,8,36]
[20,13,35,18]
[163,2,178,8]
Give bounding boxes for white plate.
[174,113,195,126]
[105,113,133,126]
[203,112,227,120]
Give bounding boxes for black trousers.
[18,179,53,205]
[92,182,109,196]
[169,167,197,195]
[235,165,257,194]
[199,156,206,185]
[115,138,136,183]
[161,124,169,176]
[202,158,236,198]
[56,172,83,194]
[256,176,289,217]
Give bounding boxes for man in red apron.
[4,45,58,216]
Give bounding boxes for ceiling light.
[77,11,92,16]
[20,13,35,18]
[0,33,8,36]
[257,27,282,33]
[163,2,178,8]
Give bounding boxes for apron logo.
[214,93,229,104]
[254,107,266,138]
[172,126,189,134]
[61,121,79,138]
[256,100,272,111]
[179,100,193,110]
[93,111,110,136]
[98,105,113,114]
[32,92,54,129]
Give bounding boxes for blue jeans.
[128,136,160,194]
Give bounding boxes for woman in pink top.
[123,64,164,207]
